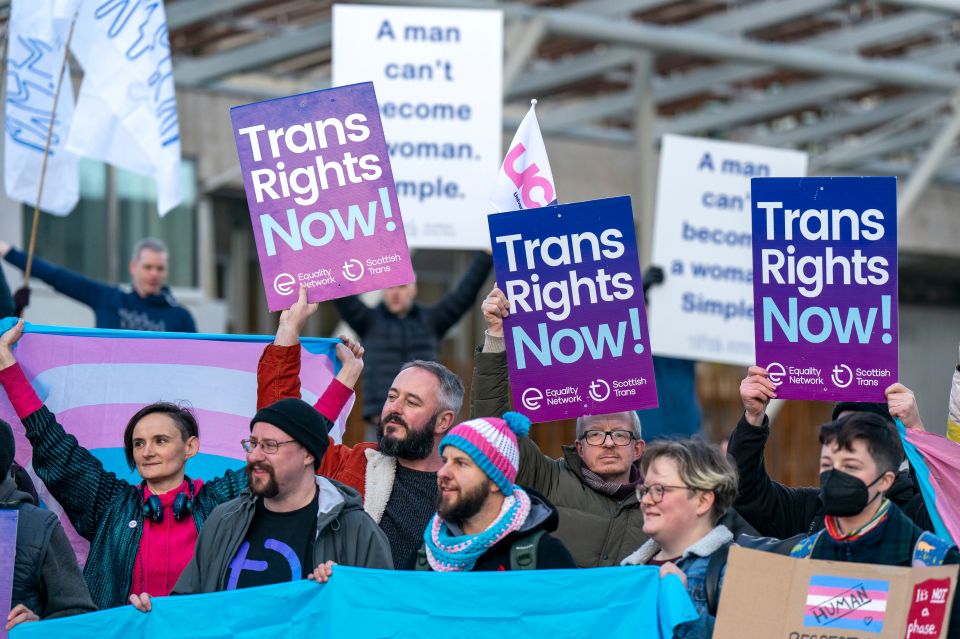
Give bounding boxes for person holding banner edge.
[0,317,359,610]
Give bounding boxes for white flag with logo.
[66,0,183,216]
[3,0,81,215]
[490,101,557,212]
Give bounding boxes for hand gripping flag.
[0,321,351,563]
[3,0,81,215]
[490,99,557,212]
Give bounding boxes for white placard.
[333,4,502,249]
[648,134,808,365]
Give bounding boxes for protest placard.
[715,547,957,639]
[648,135,808,365]
[488,196,658,423]
[230,82,414,311]
[333,4,502,249]
[751,176,897,402]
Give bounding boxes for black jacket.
[727,413,932,538]
[0,476,96,619]
[335,252,492,418]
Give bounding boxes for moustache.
[248,462,274,474]
[382,413,409,429]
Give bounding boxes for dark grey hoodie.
[173,476,392,594]
[0,475,96,619]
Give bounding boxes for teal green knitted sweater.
[23,406,248,609]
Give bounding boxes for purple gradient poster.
[751,176,898,401]
[488,196,658,423]
[231,82,413,311]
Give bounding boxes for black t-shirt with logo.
[225,489,318,590]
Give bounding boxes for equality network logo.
[274,273,296,295]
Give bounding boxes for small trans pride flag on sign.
[804,575,889,632]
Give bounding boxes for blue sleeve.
[5,248,110,308]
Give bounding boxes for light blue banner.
[14,566,696,638]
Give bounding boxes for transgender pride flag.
[804,575,889,632]
[0,322,351,562]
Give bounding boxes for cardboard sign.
[648,135,808,365]
[333,4,502,249]
[230,82,414,311]
[715,547,958,639]
[751,176,898,401]
[488,196,658,423]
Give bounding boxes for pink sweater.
[130,479,203,597]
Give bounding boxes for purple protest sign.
[489,196,658,423]
[231,82,414,311]
[751,176,898,401]
[0,509,17,639]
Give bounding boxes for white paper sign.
[648,134,808,365]
[333,4,502,249]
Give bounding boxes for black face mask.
[819,469,885,517]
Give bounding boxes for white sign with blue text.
[647,134,808,366]
[333,4,502,249]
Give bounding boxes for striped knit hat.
[439,412,531,495]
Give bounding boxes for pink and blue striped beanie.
[439,412,531,495]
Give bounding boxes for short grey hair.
[132,237,168,262]
[399,360,464,418]
[576,412,642,440]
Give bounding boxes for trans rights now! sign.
[488,196,658,423]
[231,82,414,311]
[751,176,898,402]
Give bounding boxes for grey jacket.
[174,476,393,594]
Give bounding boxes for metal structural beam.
[175,21,332,87]
[166,0,268,30]
[503,15,548,91]
[507,47,635,100]
[898,92,960,217]
[569,0,666,16]
[691,0,842,35]
[884,0,960,15]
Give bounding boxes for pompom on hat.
[439,412,531,495]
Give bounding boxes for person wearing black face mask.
[729,365,932,538]
[787,413,960,638]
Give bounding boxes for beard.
[246,461,279,498]
[437,480,490,528]
[377,411,438,461]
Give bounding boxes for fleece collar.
[621,524,733,566]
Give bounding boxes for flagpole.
[22,10,79,303]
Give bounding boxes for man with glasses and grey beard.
[130,397,391,610]
[472,287,756,567]
[256,286,465,569]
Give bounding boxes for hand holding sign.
[482,287,510,338]
[740,366,776,427]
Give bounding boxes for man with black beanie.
[132,399,392,610]
[1,419,96,629]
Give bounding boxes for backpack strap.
[509,529,546,571]
[414,545,432,571]
[790,530,825,559]
[912,531,954,567]
[706,544,730,617]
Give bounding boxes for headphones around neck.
[140,477,195,524]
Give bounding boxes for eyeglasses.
[241,438,298,454]
[581,430,636,446]
[636,484,692,504]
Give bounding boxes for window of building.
[22,158,198,288]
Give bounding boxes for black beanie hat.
[0,419,14,477]
[831,401,893,424]
[250,398,330,469]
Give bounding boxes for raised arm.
[727,366,821,538]
[0,320,127,540]
[428,252,493,336]
[470,287,513,418]
[0,242,110,308]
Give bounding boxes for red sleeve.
[256,344,302,410]
[0,363,43,419]
[313,379,354,422]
